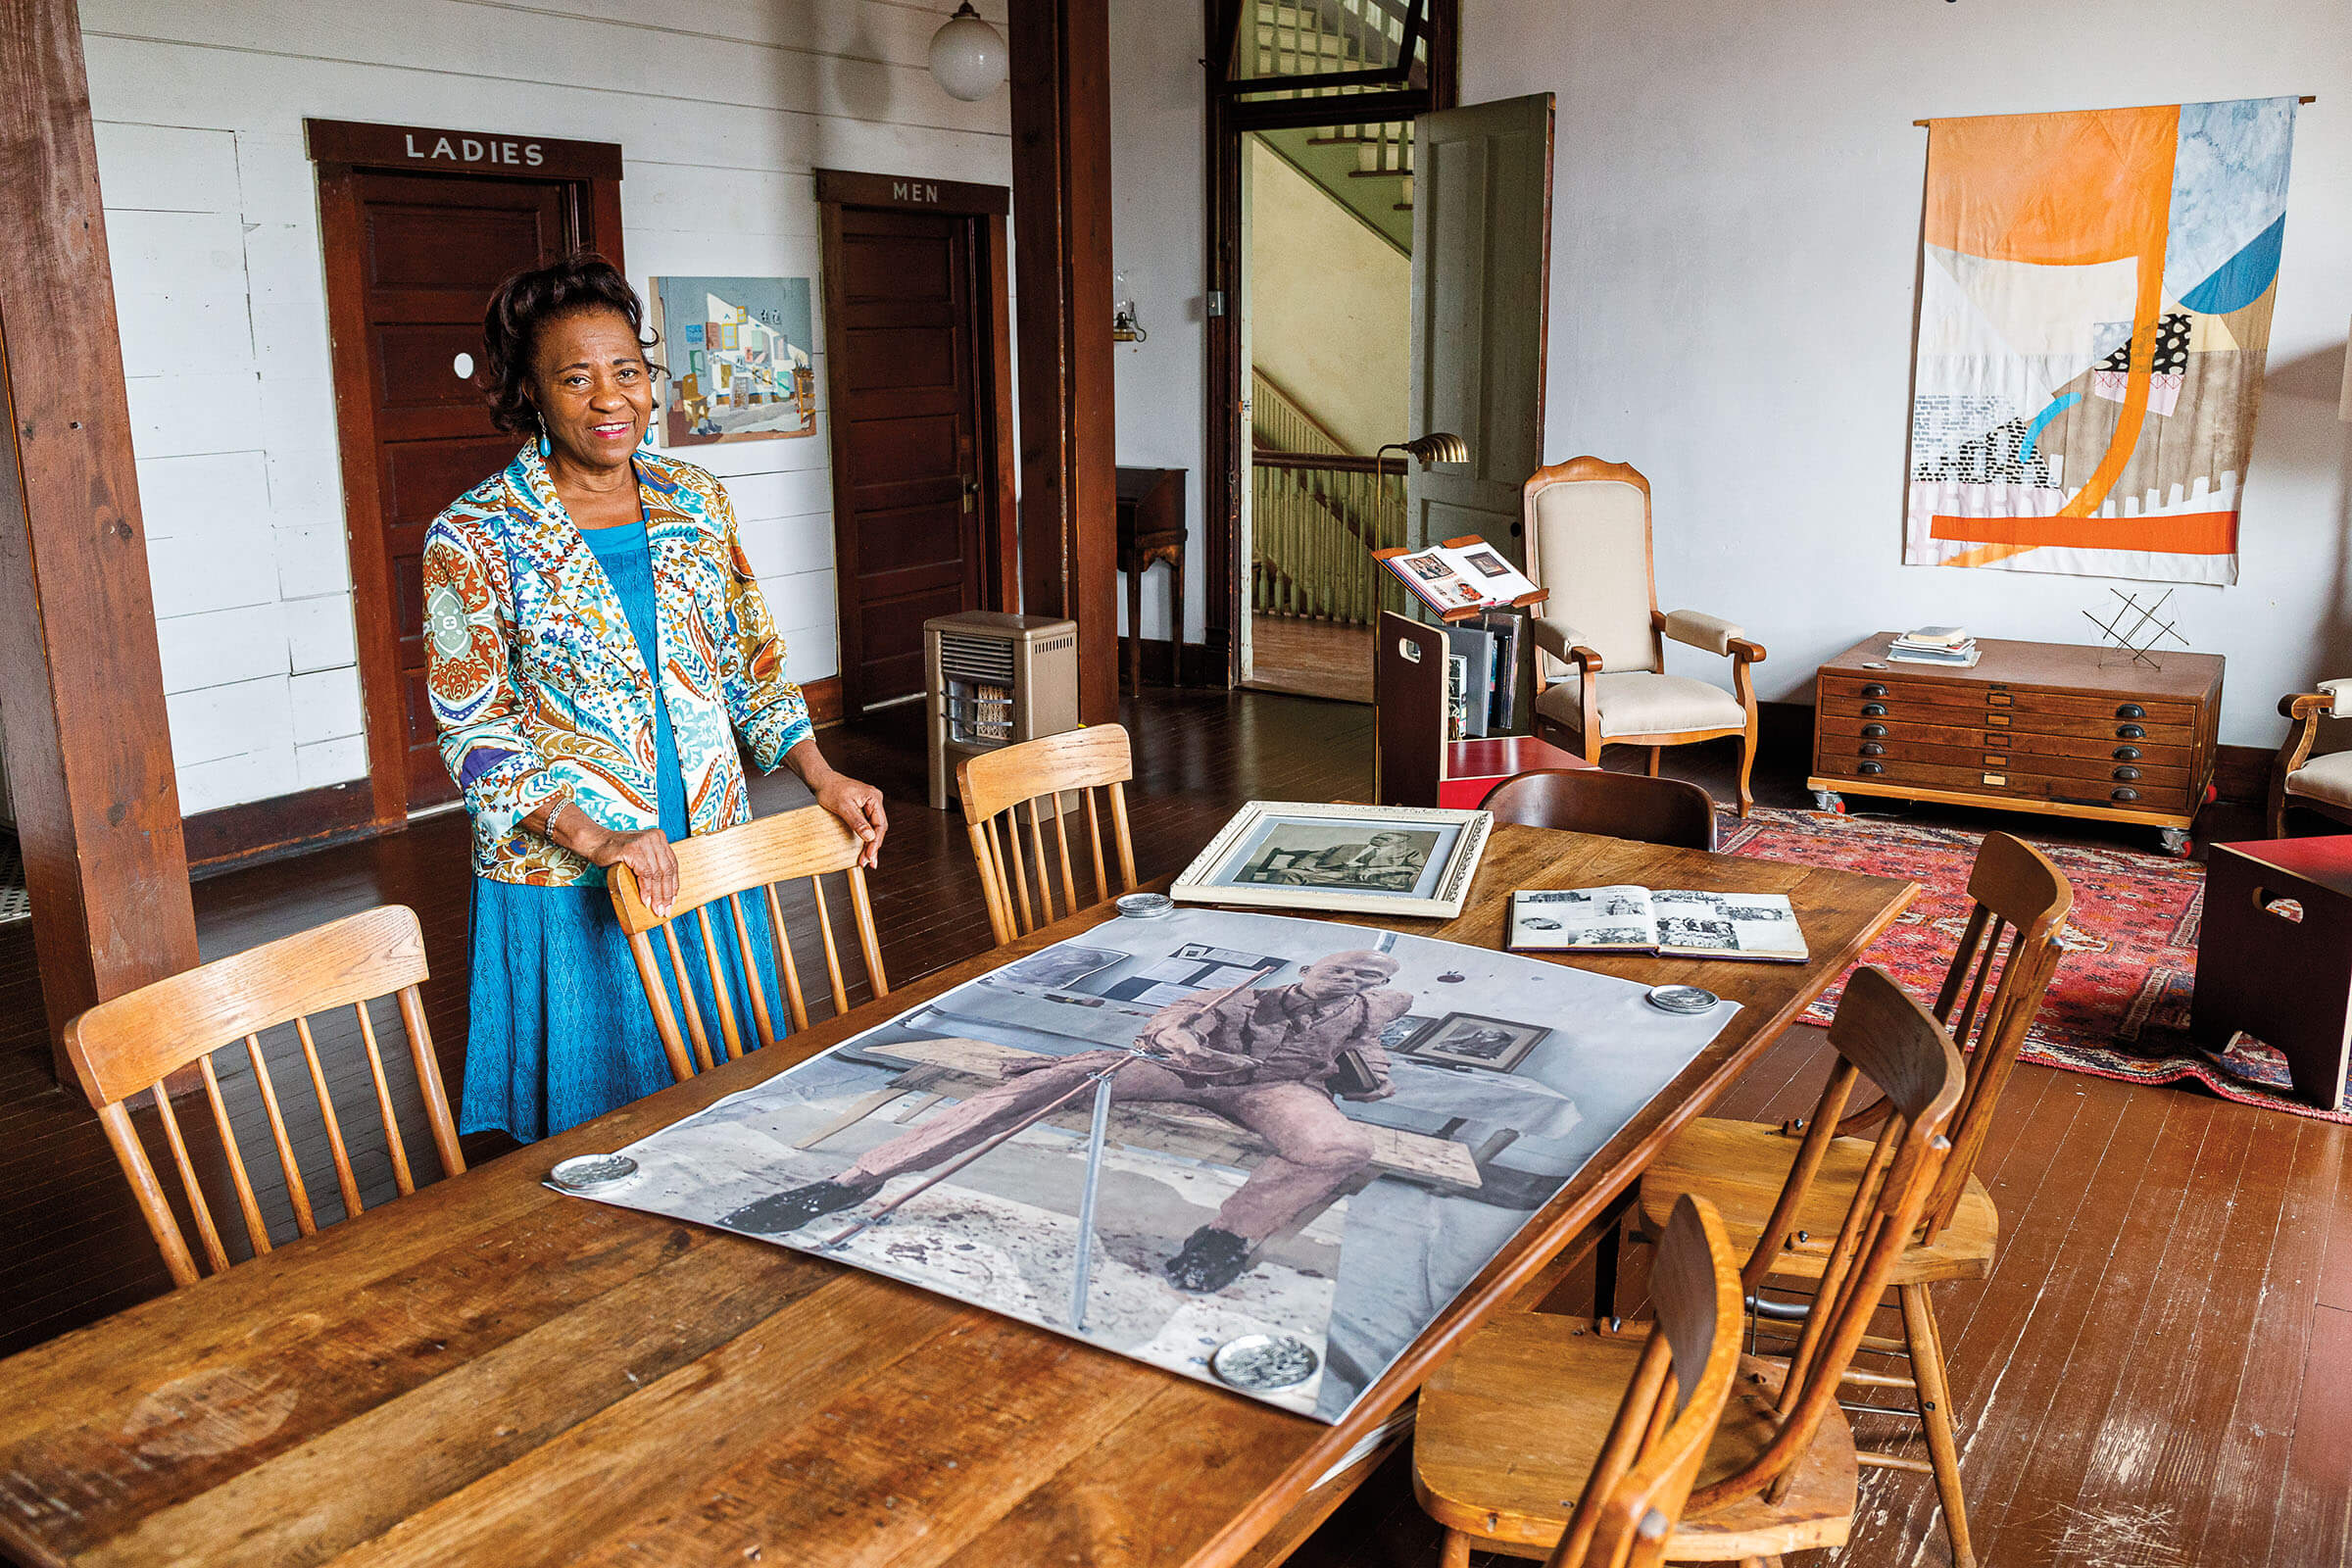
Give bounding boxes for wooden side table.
[1115,466,1186,691]
[2192,836,2352,1110]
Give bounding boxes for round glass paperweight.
[548,1153,641,1193]
[1644,985,1719,1015]
[1115,892,1174,919]
[1209,1333,1320,1391]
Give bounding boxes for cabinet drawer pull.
[1861,723,1887,738]
[2117,703,2146,719]
[2111,787,2139,803]
[2118,723,2146,739]
[1860,702,1887,716]
[2114,745,2141,760]
[2114,765,2141,781]
[1857,761,1885,776]
[1861,683,1887,698]
[1859,742,1886,756]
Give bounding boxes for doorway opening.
[1203,0,1456,703]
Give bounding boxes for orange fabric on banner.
[1925,105,2181,564]
[1930,512,2238,557]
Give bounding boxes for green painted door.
[1406,94,1554,564]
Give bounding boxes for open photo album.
[1507,885,1810,962]
[1375,536,1544,620]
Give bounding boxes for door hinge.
[1205,290,1226,317]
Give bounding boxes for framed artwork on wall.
[650,274,817,446]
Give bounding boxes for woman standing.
[424,253,887,1142]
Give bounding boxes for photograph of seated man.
[1246,830,1432,892]
[729,951,1411,1294]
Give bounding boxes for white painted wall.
[1463,0,2352,747]
[82,0,1010,812]
[1249,138,1409,455]
[1107,0,1206,647]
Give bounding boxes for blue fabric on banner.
[460,518,782,1143]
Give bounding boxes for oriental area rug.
[1721,807,2351,1125]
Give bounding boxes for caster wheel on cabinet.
[2159,827,2192,858]
[1812,790,1846,814]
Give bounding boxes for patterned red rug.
[1718,807,2350,1124]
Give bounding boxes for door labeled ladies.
[817,171,1016,717]
[312,120,623,821]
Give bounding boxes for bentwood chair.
[1634,831,2072,1568]
[1480,767,1719,851]
[609,806,889,1082]
[1417,966,1964,1566]
[63,906,465,1287]
[1522,460,1767,815]
[2271,678,2352,836]
[959,723,1138,946]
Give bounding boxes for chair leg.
[1900,1283,1976,1568]
[1647,745,1661,777]
[1440,1526,1473,1568]
[1592,1214,1622,1333]
[1735,727,1756,818]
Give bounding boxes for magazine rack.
[1374,612,1589,807]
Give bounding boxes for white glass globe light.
[929,2,1006,102]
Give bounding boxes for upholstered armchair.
[1521,458,1766,815]
[2271,678,2352,836]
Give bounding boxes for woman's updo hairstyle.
[479,252,660,434]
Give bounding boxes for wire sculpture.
[2082,588,2191,668]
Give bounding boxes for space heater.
[924,612,1080,809]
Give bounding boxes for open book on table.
[1507,886,1809,962]
[1375,536,1546,621]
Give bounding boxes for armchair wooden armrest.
[2270,678,2351,835]
[1531,616,1604,671]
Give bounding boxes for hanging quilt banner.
[1905,98,2297,585]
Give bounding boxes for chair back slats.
[63,905,463,1289]
[1687,964,1964,1516]
[958,726,1139,945]
[291,1014,365,1223]
[1478,768,1718,852]
[1548,1194,1744,1568]
[610,806,891,1083]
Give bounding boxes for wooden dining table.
[0,824,1914,1568]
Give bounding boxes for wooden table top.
[1822,632,2225,701]
[0,825,1914,1568]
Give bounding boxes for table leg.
[1169,550,1186,689]
[1126,559,1142,695]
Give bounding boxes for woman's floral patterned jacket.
[421,443,811,886]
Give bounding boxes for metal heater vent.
[938,632,1015,685]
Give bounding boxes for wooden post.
[1009,0,1120,725]
[0,0,201,1077]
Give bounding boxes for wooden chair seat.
[1415,1315,1857,1562]
[1638,1116,1998,1287]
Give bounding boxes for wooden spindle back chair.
[1544,1195,1743,1568]
[1687,964,1963,1516]
[958,723,1138,945]
[609,806,888,1082]
[62,905,463,1288]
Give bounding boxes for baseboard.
[805,675,844,729]
[1129,634,1227,688]
[184,779,382,877]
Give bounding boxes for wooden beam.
[1009,0,1119,725]
[0,0,201,1076]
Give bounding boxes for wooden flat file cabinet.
[1810,633,2224,855]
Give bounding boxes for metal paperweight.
[548,1153,640,1193]
[1209,1333,1320,1392]
[1644,985,1719,1015]
[1115,892,1174,919]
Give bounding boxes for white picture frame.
[1168,801,1494,919]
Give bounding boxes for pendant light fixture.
[928,2,1007,102]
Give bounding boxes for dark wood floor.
[1,688,2344,1568]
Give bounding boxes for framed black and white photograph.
[1400,1010,1549,1071]
[999,945,1130,992]
[1171,802,1493,919]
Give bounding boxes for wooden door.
[324,172,571,810]
[823,207,985,715]
[1406,94,1554,563]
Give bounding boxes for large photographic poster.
[564,908,1736,1423]
[1905,98,2297,585]
[651,275,817,446]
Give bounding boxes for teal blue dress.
[460,518,781,1143]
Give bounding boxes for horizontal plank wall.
[0,0,201,1070]
[76,0,1011,835]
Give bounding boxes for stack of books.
[1887,626,1979,667]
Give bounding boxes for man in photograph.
[729,951,1414,1294]
[1257,830,1430,891]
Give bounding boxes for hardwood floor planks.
[2277,1302,2352,1568]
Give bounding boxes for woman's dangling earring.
[536,417,552,460]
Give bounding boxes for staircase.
[1250,370,1407,626]
[1245,0,1416,252]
